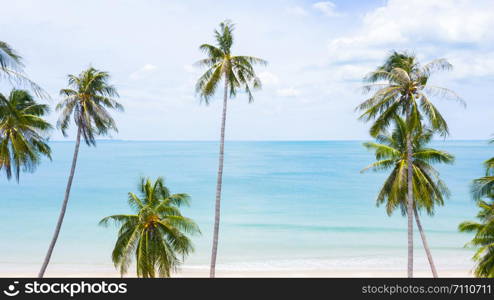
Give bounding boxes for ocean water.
[0,140,490,275]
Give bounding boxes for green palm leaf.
[56,67,122,146]
[362,117,453,216]
[459,200,494,277]
[100,177,200,278]
[0,89,52,181]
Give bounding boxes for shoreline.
[0,266,472,278]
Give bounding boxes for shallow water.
[0,140,490,274]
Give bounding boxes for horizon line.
[48,139,492,142]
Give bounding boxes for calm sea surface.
[0,141,491,273]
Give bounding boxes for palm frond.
[56,67,122,145]
[362,116,452,216]
[101,177,200,277]
[194,21,266,105]
[0,89,51,181]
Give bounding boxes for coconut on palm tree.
[362,117,454,277]
[0,89,52,181]
[38,67,123,278]
[195,20,267,277]
[0,41,46,97]
[357,51,462,277]
[100,177,200,278]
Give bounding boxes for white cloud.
[3,0,492,140]
[285,6,308,17]
[360,0,494,45]
[183,64,195,73]
[129,64,158,80]
[258,71,280,86]
[448,51,494,79]
[326,0,494,78]
[141,64,157,71]
[313,1,337,17]
[276,87,301,97]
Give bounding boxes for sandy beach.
[0,264,472,278]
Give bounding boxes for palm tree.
[362,117,454,277]
[100,177,200,278]
[0,89,52,181]
[0,41,46,97]
[459,200,494,277]
[459,139,494,277]
[357,51,462,277]
[471,139,494,202]
[195,20,267,277]
[38,67,123,278]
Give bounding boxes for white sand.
[0,265,472,278]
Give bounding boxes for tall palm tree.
[362,117,454,277]
[459,199,494,277]
[357,51,462,277]
[195,20,267,277]
[100,177,200,278]
[0,41,46,97]
[0,89,52,181]
[38,67,123,278]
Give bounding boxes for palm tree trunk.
[209,79,228,278]
[405,105,414,278]
[38,126,82,278]
[414,206,438,277]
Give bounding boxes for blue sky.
[1,0,493,140]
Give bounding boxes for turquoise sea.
[0,141,490,275]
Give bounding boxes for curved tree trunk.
[406,106,414,278]
[209,79,228,278]
[38,126,82,278]
[414,206,438,277]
